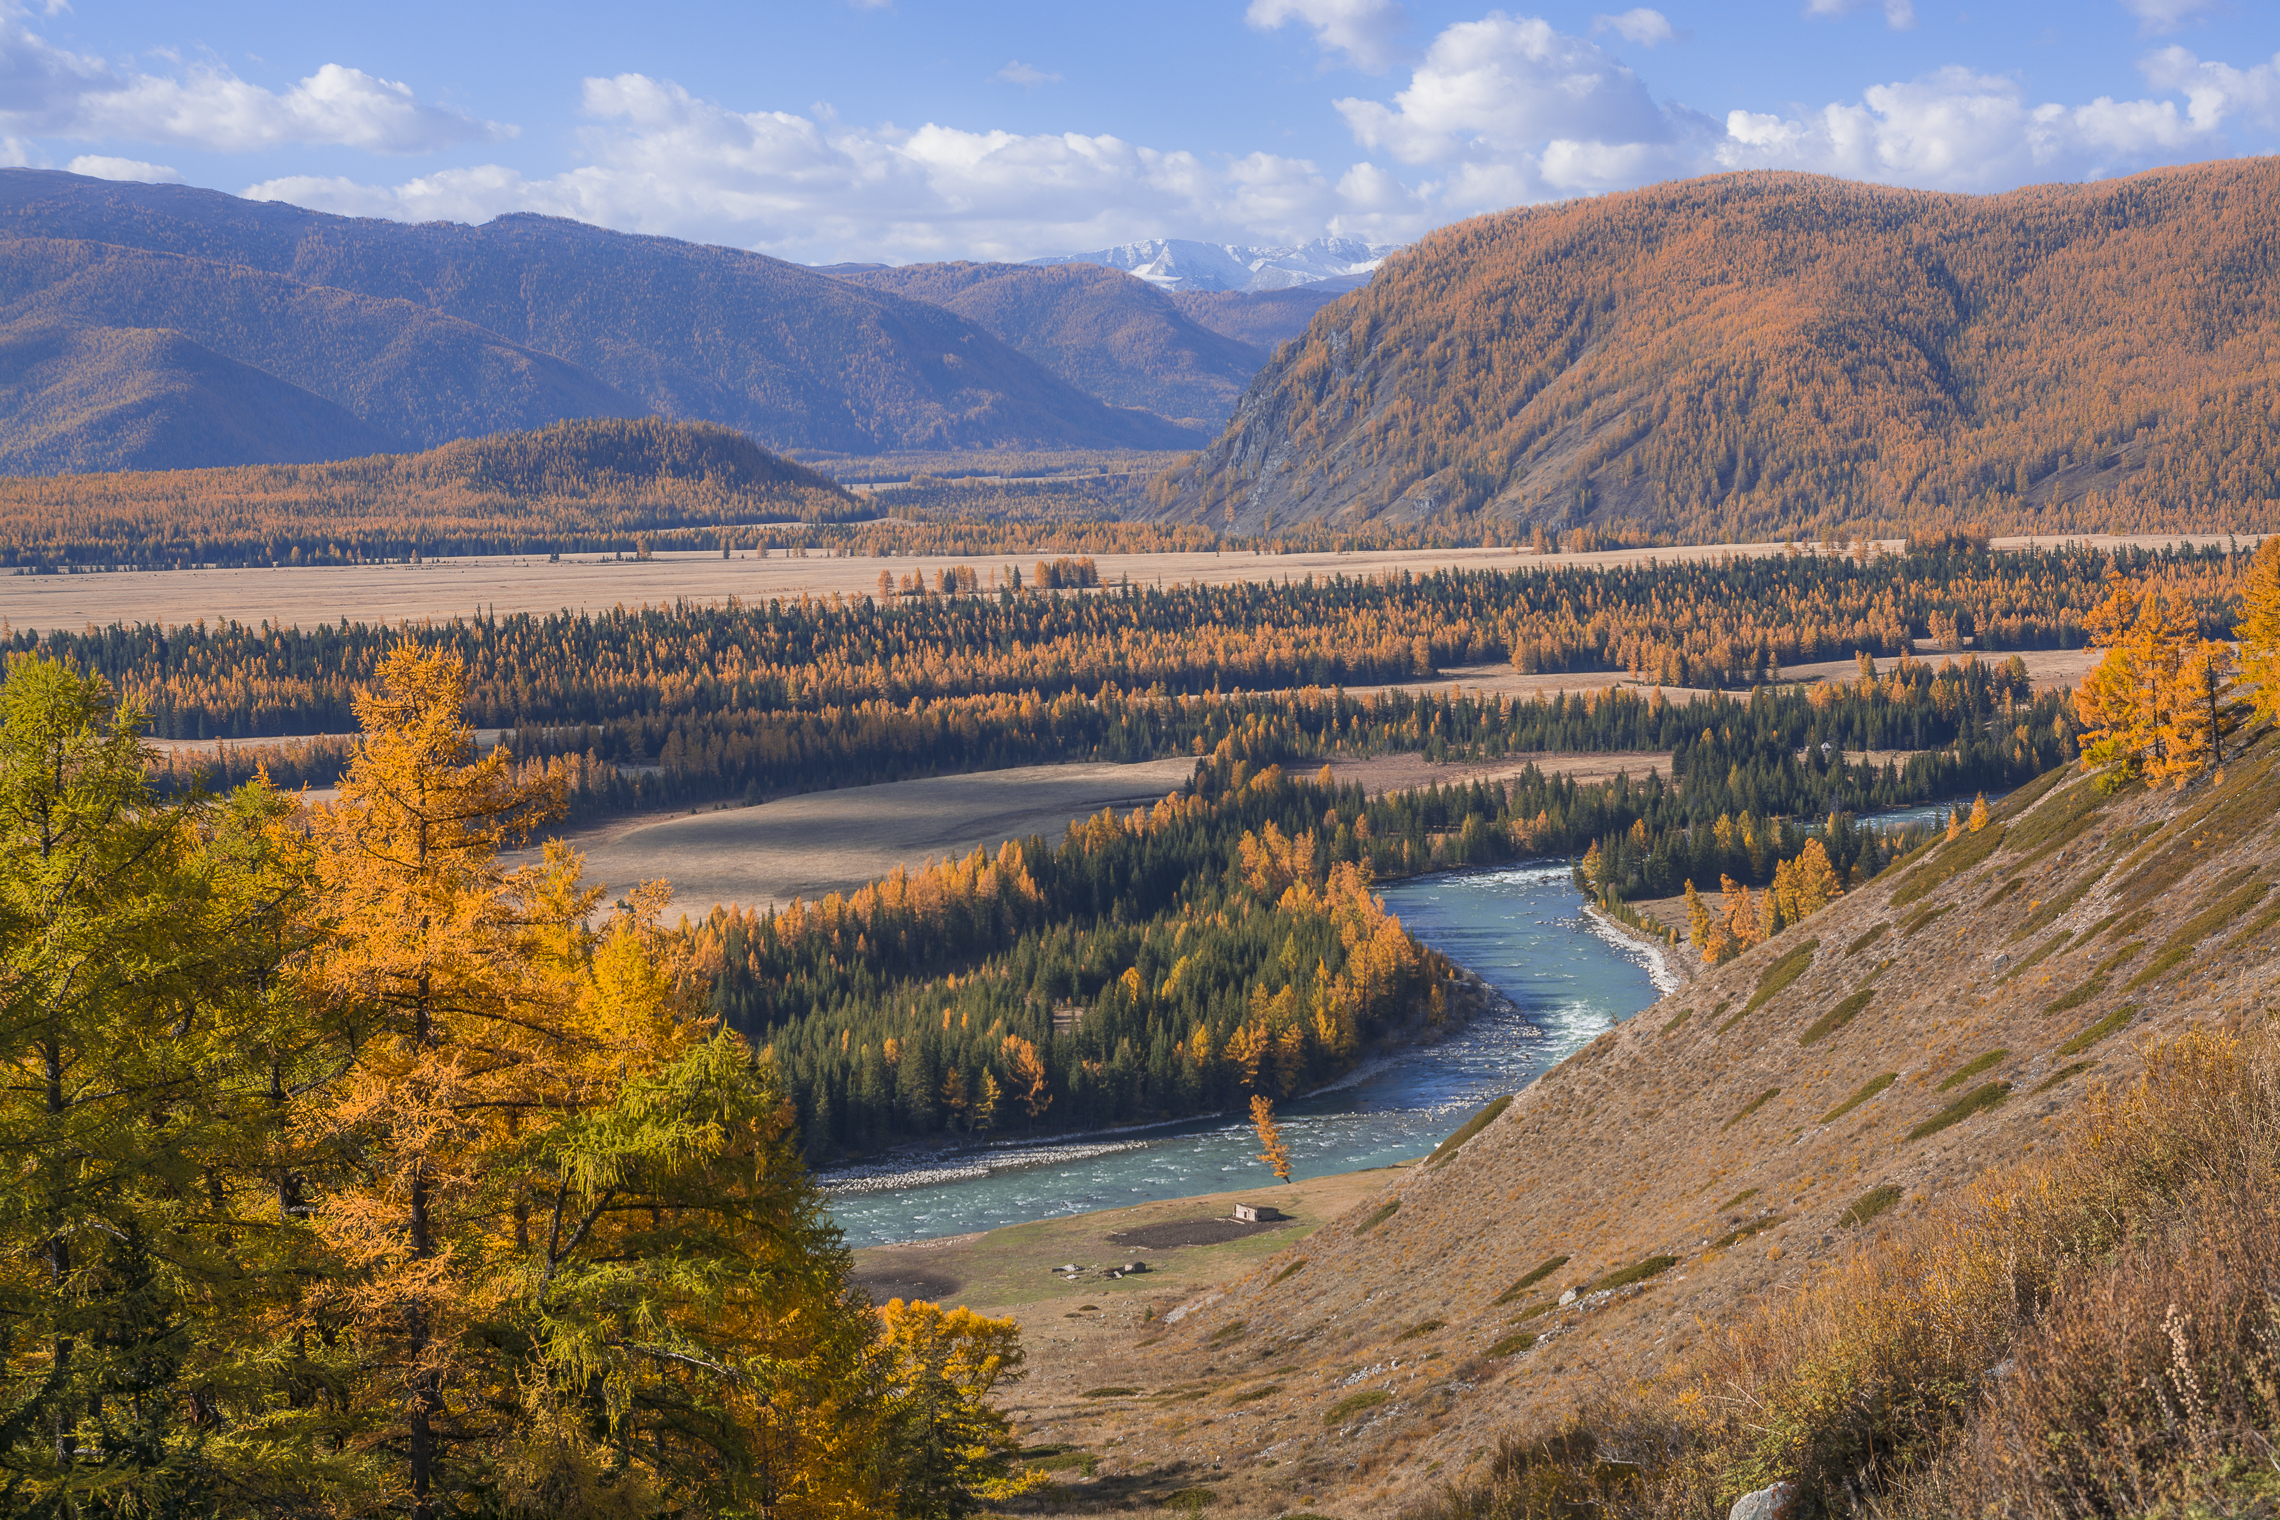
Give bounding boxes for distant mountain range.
[1151,160,2280,540]
[0,171,1214,473]
[1028,236,1396,293]
[823,261,1274,427]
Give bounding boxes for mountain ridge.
[1151,160,2280,541]
[0,416,857,565]
[0,171,1201,469]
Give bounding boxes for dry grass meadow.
[0,533,2241,636]
[525,758,1195,919]
[532,750,1681,921]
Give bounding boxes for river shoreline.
[1586,903,1694,991]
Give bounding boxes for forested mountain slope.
[1043,742,2280,1513]
[824,260,1264,426]
[1151,160,2280,541]
[0,237,641,468]
[0,170,1197,466]
[0,417,856,563]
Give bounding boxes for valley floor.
[850,1169,1400,1517]
[0,533,2243,635]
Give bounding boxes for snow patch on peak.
[1028,236,1400,292]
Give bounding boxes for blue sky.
[3,0,2273,263]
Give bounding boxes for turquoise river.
[822,863,1669,1249]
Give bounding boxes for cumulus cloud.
[0,11,510,152]
[1246,0,1411,72]
[1330,14,1699,203]
[243,74,1391,262]
[1804,0,1918,31]
[2140,45,2280,128]
[224,19,2280,266]
[66,153,181,182]
[993,60,1060,86]
[1592,8,1677,46]
[1716,53,2275,191]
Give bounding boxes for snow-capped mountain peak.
[1028,237,1398,293]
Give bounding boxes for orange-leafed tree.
[296,646,572,1518]
[1251,1094,1294,1185]
[2076,572,2200,782]
[872,1300,1041,1517]
[2156,638,2246,784]
[297,647,893,1518]
[1001,1035,1052,1131]
[2239,536,2280,730]
[1770,839,1845,927]
[1684,879,1711,954]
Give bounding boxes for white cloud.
[66,153,181,182]
[1592,8,1676,46]
[1716,54,2274,191]
[0,11,511,152]
[1804,0,1918,31]
[243,74,1394,263]
[224,25,2280,267]
[1332,13,1688,201]
[993,60,1060,87]
[2140,45,2280,128]
[1246,0,1411,72]
[2120,0,2221,32]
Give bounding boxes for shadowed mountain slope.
[1165,283,1355,352]
[824,260,1264,426]
[1004,741,2280,1514]
[1151,160,2280,541]
[0,236,641,467]
[0,170,1200,463]
[0,322,392,473]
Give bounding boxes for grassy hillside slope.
[0,417,857,565]
[1151,160,2280,542]
[1007,742,2280,1515]
[825,261,1263,426]
[0,170,1199,460]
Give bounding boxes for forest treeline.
[0,648,1040,1518]
[1155,160,2280,541]
[0,418,864,568]
[16,543,2237,743]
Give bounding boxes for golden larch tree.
[1250,1094,1294,1185]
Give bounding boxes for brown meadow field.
[0,534,2240,635]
